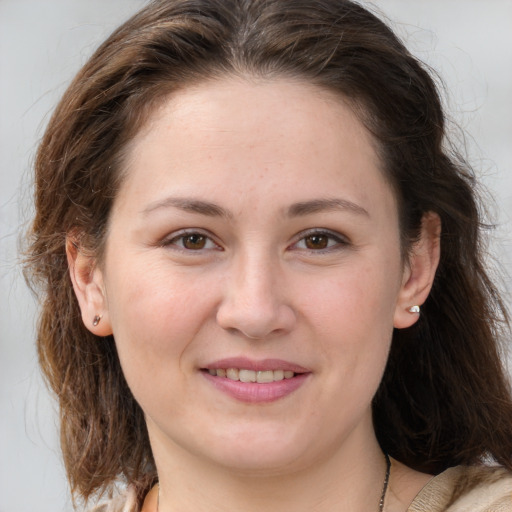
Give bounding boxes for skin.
[69,77,440,511]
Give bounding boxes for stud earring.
[408,305,420,314]
[92,314,102,326]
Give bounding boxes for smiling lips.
[202,358,310,403]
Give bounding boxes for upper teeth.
[207,368,295,383]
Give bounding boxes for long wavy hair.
[24,0,512,506]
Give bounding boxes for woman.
[24,0,512,510]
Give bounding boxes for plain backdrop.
[1,1,511,511]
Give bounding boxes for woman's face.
[85,78,423,473]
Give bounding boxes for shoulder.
[409,465,512,512]
[87,486,139,512]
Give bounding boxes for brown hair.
[24,0,512,506]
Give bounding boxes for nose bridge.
[216,244,295,338]
[238,246,275,300]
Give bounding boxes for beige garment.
[408,465,512,512]
[89,487,137,512]
[90,465,512,512]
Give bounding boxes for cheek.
[107,257,209,329]
[296,259,400,388]
[302,260,400,337]
[103,261,218,387]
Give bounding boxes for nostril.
[239,330,265,340]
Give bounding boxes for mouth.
[200,358,310,403]
[203,368,296,383]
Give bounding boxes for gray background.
[1,1,511,511]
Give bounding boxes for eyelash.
[160,228,349,253]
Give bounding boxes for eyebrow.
[142,197,232,219]
[142,196,369,219]
[286,198,369,218]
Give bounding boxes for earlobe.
[66,236,113,336]
[393,212,441,329]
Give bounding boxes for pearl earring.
[408,305,420,314]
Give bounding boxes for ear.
[394,212,441,329]
[66,236,113,336]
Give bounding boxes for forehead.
[128,77,379,156]
[117,77,394,217]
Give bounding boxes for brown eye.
[304,234,330,250]
[182,234,207,250]
[292,230,348,252]
[163,231,219,252]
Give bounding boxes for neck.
[150,426,388,512]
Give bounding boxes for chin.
[195,424,323,475]
[211,446,309,475]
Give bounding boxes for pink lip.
[202,371,310,403]
[200,358,311,404]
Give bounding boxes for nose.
[216,253,297,340]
